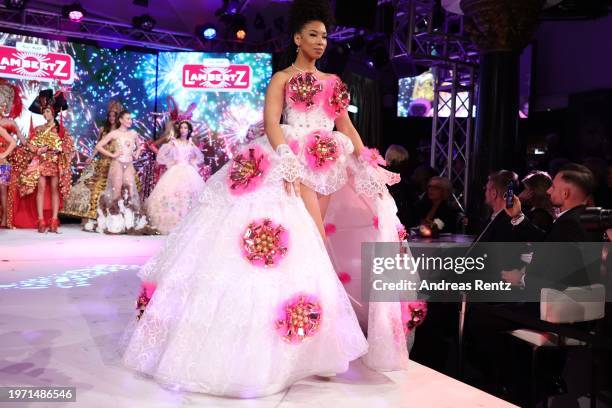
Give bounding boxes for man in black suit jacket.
[467,165,600,399]
[476,170,518,243]
[472,170,535,287]
[503,163,600,300]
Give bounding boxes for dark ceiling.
[22,0,293,42]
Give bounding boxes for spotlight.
[196,24,217,40]
[62,2,85,23]
[5,0,26,9]
[232,14,247,40]
[235,29,247,41]
[132,14,156,31]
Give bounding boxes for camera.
[579,207,612,231]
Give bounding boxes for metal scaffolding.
[390,0,478,209]
[0,5,294,53]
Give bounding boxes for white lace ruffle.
[280,125,354,196]
[275,143,303,183]
[348,156,397,198]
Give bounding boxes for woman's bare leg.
[122,164,137,199]
[36,177,47,219]
[50,176,60,219]
[108,161,124,201]
[299,183,325,239]
[317,193,331,222]
[0,185,7,226]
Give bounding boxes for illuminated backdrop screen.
[0,32,272,174]
[0,33,156,161]
[153,52,272,170]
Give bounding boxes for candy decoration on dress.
[372,216,379,230]
[324,223,336,236]
[241,218,288,267]
[325,79,350,118]
[397,224,408,241]
[276,294,322,343]
[360,147,386,167]
[305,131,340,171]
[337,272,352,284]
[287,72,323,110]
[401,300,427,333]
[135,282,157,321]
[228,146,270,195]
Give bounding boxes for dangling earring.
[296,45,300,53]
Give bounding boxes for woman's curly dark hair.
[279,0,334,69]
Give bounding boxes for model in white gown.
[122,20,413,398]
[146,121,205,234]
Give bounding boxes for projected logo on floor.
[0,264,140,290]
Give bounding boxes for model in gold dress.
[62,100,122,222]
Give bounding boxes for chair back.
[540,284,606,324]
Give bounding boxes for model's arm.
[95,133,118,159]
[263,72,289,150]
[263,71,302,195]
[335,110,364,157]
[86,129,107,163]
[0,127,16,160]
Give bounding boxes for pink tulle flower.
[397,225,408,241]
[324,223,336,236]
[360,147,386,167]
[401,301,428,334]
[228,146,270,195]
[372,216,379,230]
[276,294,322,343]
[338,272,351,284]
[323,77,350,119]
[286,72,323,111]
[305,130,340,171]
[136,281,157,321]
[288,139,301,155]
[241,218,288,267]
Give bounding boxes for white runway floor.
[0,225,516,407]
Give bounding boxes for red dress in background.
[7,123,74,228]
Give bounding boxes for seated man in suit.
[468,164,601,399]
[503,163,600,297]
[479,170,519,242]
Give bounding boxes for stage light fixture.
[196,23,217,40]
[230,14,247,41]
[5,0,27,10]
[133,14,156,31]
[235,29,247,41]
[62,2,85,23]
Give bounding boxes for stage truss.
[390,0,479,209]
[0,5,293,52]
